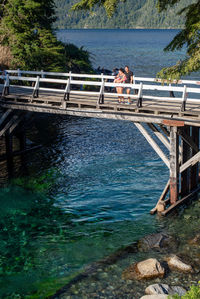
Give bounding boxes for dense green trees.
[0,0,93,72]
[0,0,64,71]
[54,0,190,29]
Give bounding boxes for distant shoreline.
[56,27,182,30]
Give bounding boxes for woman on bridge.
[114,68,127,103]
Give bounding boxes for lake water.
[57,28,190,77]
[0,29,192,298]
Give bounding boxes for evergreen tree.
[0,0,94,72]
[157,0,200,79]
[0,0,66,71]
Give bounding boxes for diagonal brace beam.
[148,123,170,151]
[180,150,200,173]
[134,122,170,168]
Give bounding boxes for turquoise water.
[0,29,192,298]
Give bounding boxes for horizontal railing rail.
[1,69,200,86]
[1,70,200,111]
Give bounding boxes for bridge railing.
[2,69,200,86]
[1,70,200,112]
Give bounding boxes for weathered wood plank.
[163,120,185,127]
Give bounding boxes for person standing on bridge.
[114,68,127,103]
[124,65,134,104]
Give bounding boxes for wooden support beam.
[0,114,18,137]
[0,109,12,127]
[181,126,190,197]
[150,179,170,214]
[134,122,170,168]
[169,126,179,204]
[180,150,200,173]
[148,123,170,151]
[190,126,199,191]
[161,185,200,216]
[159,125,170,138]
[162,119,185,127]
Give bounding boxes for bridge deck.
[1,85,200,126]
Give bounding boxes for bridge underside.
[1,88,200,216]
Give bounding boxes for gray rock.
[166,255,193,273]
[122,258,165,281]
[138,233,177,252]
[145,283,186,296]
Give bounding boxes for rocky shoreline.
[49,199,200,299]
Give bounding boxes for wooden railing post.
[17,69,21,77]
[98,73,105,105]
[169,83,175,98]
[41,70,45,78]
[181,85,187,112]
[3,74,10,96]
[137,82,143,108]
[63,72,71,109]
[32,76,40,99]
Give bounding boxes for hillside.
[54,0,193,29]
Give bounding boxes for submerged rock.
[140,295,168,299]
[138,233,177,252]
[145,283,186,296]
[122,258,165,281]
[166,255,193,273]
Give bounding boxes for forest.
[54,0,194,29]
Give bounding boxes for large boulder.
[145,283,186,296]
[166,255,193,273]
[138,233,177,252]
[122,258,165,280]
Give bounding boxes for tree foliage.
[0,0,93,72]
[72,0,200,79]
[157,0,200,79]
[0,0,65,71]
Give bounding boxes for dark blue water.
[57,29,188,77]
[0,29,189,298]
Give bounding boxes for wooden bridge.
[1,69,200,215]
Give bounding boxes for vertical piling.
[169,126,179,204]
[181,126,190,197]
[190,126,199,191]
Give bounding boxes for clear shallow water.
[0,29,193,298]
